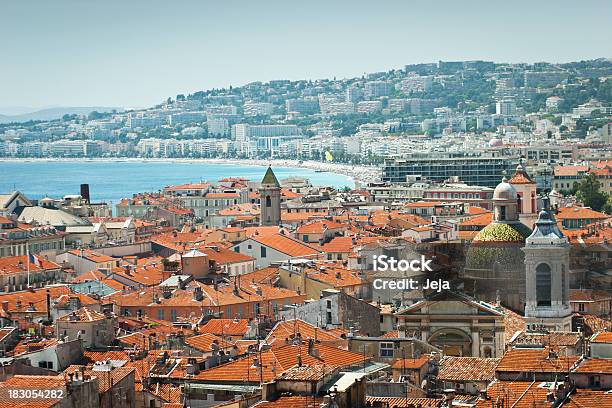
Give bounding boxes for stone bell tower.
[259,166,281,226]
[523,204,572,332]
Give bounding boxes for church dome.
[472,221,532,244]
[493,179,518,201]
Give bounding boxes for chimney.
[479,389,488,400]
[193,287,203,301]
[80,184,91,204]
[252,357,259,368]
[46,290,51,323]
[1,301,8,312]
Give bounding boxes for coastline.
[0,157,380,184]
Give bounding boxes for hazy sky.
[1,0,610,109]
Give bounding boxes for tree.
[603,196,612,215]
[575,173,609,211]
[87,111,103,120]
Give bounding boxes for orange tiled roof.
[460,212,493,227]
[64,365,134,393]
[265,319,343,347]
[200,246,254,265]
[0,255,61,275]
[592,331,612,343]
[570,289,612,302]
[554,165,588,177]
[556,206,608,220]
[250,234,321,257]
[254,396,324,408]
[564,389,612,407]
[320,236,354,253]
[305,263,364,288]
[240,267,280,285]
[391,356,430,370]
[573,357,612,374]
[71,270,106,283]
[200,318,250,337]
[495,348,579,373]
[437,356,500,382]
[56,307,107,322]
[0,285,72,312]
[185,332,233,352]
[476,380,553,408]
[194,342,366,383]
[296,219,346,234]
[67,249,118,263]
[467,206,491,215]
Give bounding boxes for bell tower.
[523,205,572,331]
[259,166,281,226]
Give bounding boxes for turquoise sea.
[0,160,354,205]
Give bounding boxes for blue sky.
[1,0,610,109]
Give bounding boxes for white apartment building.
[243,102,274,116]
[207,116,229,136]
[496,98,517,116]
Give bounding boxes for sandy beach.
[1,157,381,184]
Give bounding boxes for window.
[590,375,601,388]
[260,246,267,258]
[157,309,164,320]
[326,311,332,325]
[380,342,394,358]
[536,263,552,307]
[171,309,177,321]
[265,195,272,207]
[578,303,585,312]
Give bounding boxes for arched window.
[536,263,552,306]
[265,195,272,207]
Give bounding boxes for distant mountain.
[0,106,124,124]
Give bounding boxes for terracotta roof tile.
[592,331,612,343]
[573,357,612,374]
[391,356,430,370]
[556,206,609,220]
[249,234,321,257]
[200,319,250,337]
[496,348,579,373]
[437,356,500,382]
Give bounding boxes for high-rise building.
[382,156,517,188]
[244,102,274,117]
[285,98,319,114]
[232,124,301,141]
[207,117,229,136]
[496,98,517,116]
[345,86,363,103]
[364,81,391,98]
